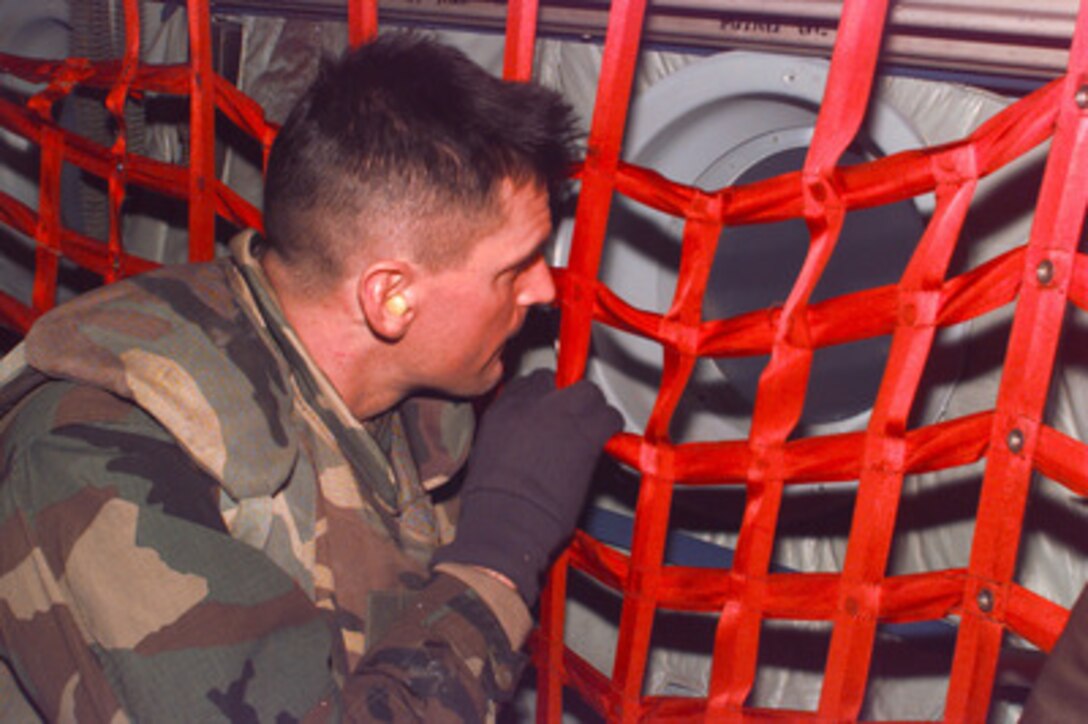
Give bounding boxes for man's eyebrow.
[506,239,550,273]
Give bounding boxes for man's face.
[406,179,556,397]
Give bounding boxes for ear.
[359,261,415,342]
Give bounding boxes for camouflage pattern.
[0,231,528,721]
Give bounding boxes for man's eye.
[515,252,544,275]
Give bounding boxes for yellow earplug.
[386,294,408,316]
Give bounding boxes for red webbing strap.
[1006,585,1072,653]
[104,0,142,283]
[4,53,188,94]
[707,1,889,717]
[31,127,62,315]
[214,75,279,180]
[24,60,88,316]
[503,0,539,82]
[1074,253,1088,312]
[187,0,215,262]
[583,410,992,493]
[187,1,275,252]
[608,465,673,722]
[536,544,570,724]
[604,198,723,721]
[945,3,1088,718]
[1035,424,1088,498]
[821,137,981,718]
[348,0,379,48]
[539,1,647,721]
[554,0,645,389]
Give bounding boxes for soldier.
[0,33,621,721]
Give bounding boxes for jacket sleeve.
[1021,584,1088,723]
[344,571,529,722]
[0,382,528,723]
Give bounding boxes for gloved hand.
[432,369,623,604]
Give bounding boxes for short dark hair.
[262,32,579,282]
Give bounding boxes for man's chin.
[448,359,505,400]
[425,354,507,401]
[479,357,505,391]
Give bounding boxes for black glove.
[432,369,623,604]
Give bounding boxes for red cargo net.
[0,0,1086,721]
[0,0,272,330]
[544,0,1088,721]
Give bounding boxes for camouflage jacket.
[0,231,530,722]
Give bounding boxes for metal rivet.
[1007,428,1025,453]
[1036,259,1054,285]
[977,587,994,613]
[1077,85,1088,109]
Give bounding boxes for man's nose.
[517,255,556,307]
